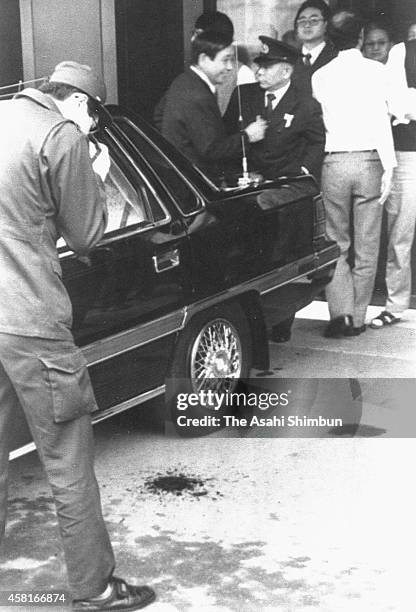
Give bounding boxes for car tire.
[166,302,252,434]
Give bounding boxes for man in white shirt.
[370,40,416,329]
[312,10,396,338]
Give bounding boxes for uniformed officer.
[223,38,326,182]
[0,62,155,610]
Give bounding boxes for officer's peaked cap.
[254,37,301,66]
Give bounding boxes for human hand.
[89,141,111,182]
[245,115,267,143]
[379,168,393,205]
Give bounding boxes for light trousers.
[0,334,115,600]
[321,151,383,327]
[385,151,416,315]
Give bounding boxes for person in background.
[0,61,156,610]
[282,29,302,50]
[292,0,337,95]
[362,20,393,64]
[312,10,396,338]
[162,30,266,180]
[370,38,416,329]
[407,22,416,41]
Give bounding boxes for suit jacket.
[292,41,338,97]
[161,69,244,178]
[223,82,325,181]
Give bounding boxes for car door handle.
[152,248,180,273]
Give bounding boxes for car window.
[57,147,166,250]
[114,117,202,215]
[104,157,147,232]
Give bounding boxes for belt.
[325,149,377,155]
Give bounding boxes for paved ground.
[1,302,415,611]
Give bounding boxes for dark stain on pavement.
[111,533,320,609]
[143,469,223,500]
[1,497,326,609]
[282,556,311,568]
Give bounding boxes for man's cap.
[49,61,107,104]
[254,37,301,66]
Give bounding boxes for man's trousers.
[0,333,115,600]
[321,151,384,327]
[385,151,416,315]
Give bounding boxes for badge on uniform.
[284,113,294,128]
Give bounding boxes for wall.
[183,0,204,65]
[0,0,23,88]
[19,0,118,103]
[217,0,301,55]
[114,0,184,121]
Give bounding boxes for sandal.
[370,310,401,329]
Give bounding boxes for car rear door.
[58,127,191,408]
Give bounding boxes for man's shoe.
[73,577,156,611]
[270,316,294,343]
[324,315,353,338]
[344,324,366,337]
[270,328,291,343]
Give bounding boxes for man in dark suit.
[292,0,338,96]
[161,30,266,180]
[223,37,325,182]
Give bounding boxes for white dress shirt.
[302,41,326,65]
[264,81,291,110]
[190,65,216,95]
[385,42,416,123]
[312,49,396,170]
[237,64,256,85]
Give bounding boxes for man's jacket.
[0,89,107,339]
[223,81,325,180]
[161,68,244,178]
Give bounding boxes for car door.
[58,128,191,410]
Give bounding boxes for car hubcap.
[190,319,242,393]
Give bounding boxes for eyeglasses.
[296,17,325,27]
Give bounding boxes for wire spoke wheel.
[190,318,242,393]
[168,303,252,432]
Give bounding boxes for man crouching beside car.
[0,61,155,610]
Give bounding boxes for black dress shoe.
[73,577,156,611]
[324,315,353,338]
[270,316,295,343]
[270,328,291,343]
[344,324,366,337]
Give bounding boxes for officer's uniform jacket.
[223,81,325,180]
[0,89,107,339]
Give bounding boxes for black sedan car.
[10,107,339,458]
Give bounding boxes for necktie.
[303,53,312,67]
[265,93,275,121]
